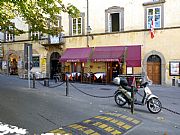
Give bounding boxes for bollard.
[33,74,35,88]
[66,77,69,96]
[131,76,136,114]
[44,78,49,87]
[172,77,176,86]
[131,86,134,114]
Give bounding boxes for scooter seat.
[121,85,138,92]
[140,82,148,88]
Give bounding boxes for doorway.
[9,53,18,75]
[50,52,61,79]
[147,55,161,84]
[107,62,121,83]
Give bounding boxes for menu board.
[126,67,133,74]
[169,61,180,76]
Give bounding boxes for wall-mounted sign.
[126,67,133,75]
[169,61,180,76]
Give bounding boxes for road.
[0,74,180,134]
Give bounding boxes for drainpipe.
[87,0,90,47]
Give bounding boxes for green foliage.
[0,0,80,37]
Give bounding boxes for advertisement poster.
[127,67,133,74]
[41,58,46,72]
[2,61,7,69]
[169,61,180,76]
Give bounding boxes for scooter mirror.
[148,80,153,86]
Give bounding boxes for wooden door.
[147,62,161,84]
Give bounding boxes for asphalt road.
[0,74,180,134]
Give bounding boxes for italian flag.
[150,19,155,39]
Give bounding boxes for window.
[50,18,61,28]
[69,12,85,36]
[147,7,161,29]
[111,13,120,32]
[32,56,40,67]
[143,0,165,29]
[5,26,14,42]
[29,25,40,40]
[31,31,40,40]
[72,17,82,35]
[48,16,63,44]
[53,20,60,28]
[105,6,124,33]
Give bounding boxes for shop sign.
[169,61,180,76]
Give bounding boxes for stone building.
[0,0,180,86]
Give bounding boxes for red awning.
[59,48,92,62]
[91,46,125,62]
[91,45,141,67]
[126,45,141,67]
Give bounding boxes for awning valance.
[59,45,141,67]
[59,48,92,62]
[126,45,141,67]
[91,45,141,67]
[91,46,125,62]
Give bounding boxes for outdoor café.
[59,45,142,84]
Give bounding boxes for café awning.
[91,45,141,67]
[91,46,125,62]
[59,47,92,62]
[126,45,141,67]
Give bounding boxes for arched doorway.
[147,55,161,84]
[50,52,61,78]
[9,53,18,75]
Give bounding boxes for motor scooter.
[113,77,162,114]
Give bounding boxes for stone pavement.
[0,74,180,135]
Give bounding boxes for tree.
[0,0,80,37]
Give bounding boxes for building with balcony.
[0,0,180,85]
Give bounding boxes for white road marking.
[0,122,28,135]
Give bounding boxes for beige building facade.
[0,0,180,86]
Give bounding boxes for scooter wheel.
[147,98,162,114]
[114,92,127,107]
